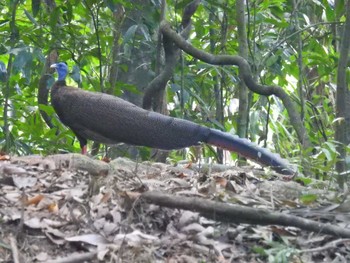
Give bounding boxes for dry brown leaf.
[101,156,111,163]
[225,181,237,193]
[113,230,158,246]
[2,165,27,176]
[177,172,187,178]
[34,252,49,262]
[184,162,193,169]
[101,191,112,203]
[12,175,37,189]
[270,226,297,237]
[65,234,108,246]
[0,154,10,161]
[122,191,141,200]
[26,194,44,206]
[48,202,59,213]
[25,217,47,229]
[178,211,199,228]
[215,176,228,187]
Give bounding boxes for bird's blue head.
[50,62,68,81]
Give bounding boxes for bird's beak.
[50,64,57,69]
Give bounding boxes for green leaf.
[0,61,7,82]
[14,83,22,95]
[104,0,117,12]
[62,3,73,23]
[252,246,267,256]
[46,76,55,90]
[335,0,345,19]
[139,24,151,42]
[49,7,61,29]
[24,9,39,26]
[324,141,337,154]
[123,25,138,44]
[295,177,312,185]
[71,65,82,84]
[38,104,56,116]
[170,83,181,92]
[300,194,318,204]
[12,50,33,84]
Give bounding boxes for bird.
[50,62,295,175]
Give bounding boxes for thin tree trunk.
[209,12,223,163]
[3,0,20,153]
[236,0,250,165]
[335,0,350,188]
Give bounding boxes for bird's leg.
[77,136,88,155]
[81,145,87,155]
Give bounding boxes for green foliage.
[253,241,300,263]
[300,193,318,204]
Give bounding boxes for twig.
[141,191,350,238]
[16,189,25,238]
[9,234,20,263]
[46,251,97,263]
[301,238,350,253]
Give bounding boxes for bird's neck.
[57,70,67,81]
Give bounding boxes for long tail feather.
[206,129,295,175]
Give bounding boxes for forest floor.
[0,153,349,263]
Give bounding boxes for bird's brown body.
[50,62,295,175]
[51,80,210,149]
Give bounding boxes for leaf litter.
[0,154,349,262]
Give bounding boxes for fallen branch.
[141,191,350,238]
[301,238,350,254]
[12,154,109,176]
